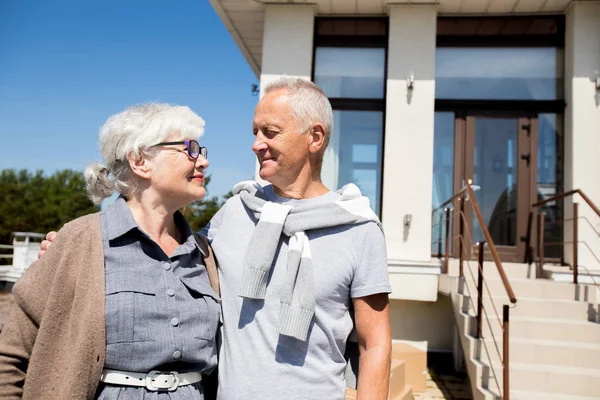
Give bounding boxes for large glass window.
[314,48,385,99]
[314,18,387,216]
[323,111,383,214]
[436,47,563,100]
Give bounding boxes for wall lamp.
[595,77,600,107]
[407,72,415,91]
[251,84,259,96]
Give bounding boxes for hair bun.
[84,162,115,205]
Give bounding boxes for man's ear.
[128,152,152,180]
[308,123,326,154]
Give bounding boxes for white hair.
[84,103,205,205]
[264,78,333,149]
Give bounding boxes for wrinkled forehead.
[253,92,299,127]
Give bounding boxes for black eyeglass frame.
[151,140,207,160]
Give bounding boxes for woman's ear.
[128,152,152,180]
[308,123,326,154]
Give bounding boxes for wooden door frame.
[451,111,538,262]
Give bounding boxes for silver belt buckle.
[145,370,180,391]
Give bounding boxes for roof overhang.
[209,0,574,77]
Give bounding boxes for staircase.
[441,260,600,399]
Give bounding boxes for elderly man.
[40,78,392,400]
[204,78,391,400]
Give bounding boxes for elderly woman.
[0,103,220,400]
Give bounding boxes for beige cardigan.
[0,213,220,400]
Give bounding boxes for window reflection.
[473,118,519,246]
[314,47,385,99]
[322,111,383,215]
[352,144,378,163]
[538,114,563,259]
[432,112,455,254]
[436,47,563,100]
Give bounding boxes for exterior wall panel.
[564,2,600,271]
[382,6,437,264]
[256,5,316,182]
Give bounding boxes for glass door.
[462,114,537,262]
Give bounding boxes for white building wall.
[259,5,315,91]
[383,5,440,301]
[383,5,437,263]
[389,297,454,351]
[255,5,315,182]
[564,1,600,272]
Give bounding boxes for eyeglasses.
[151,140,207,160]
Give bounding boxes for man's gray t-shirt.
[204,185,391,400]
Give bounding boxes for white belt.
[100,368,202,391]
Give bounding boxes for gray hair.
[264,78,333,149]
[84,103,205,205]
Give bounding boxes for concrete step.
[346,359,413,400]
[451,279,600,400]
[484,362,600,398]
[480,314,600,344]
[545,264,600,286]
[445,258,600,302]
[511,390,600,400]
[482,337,600,370]
[391,385,412,400]
[447,259,535,280]
[460,275,598,303]
[464,296,592,321]
[388,358,409,399]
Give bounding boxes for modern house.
[210,1,600,399]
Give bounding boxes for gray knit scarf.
[233,181,381,341]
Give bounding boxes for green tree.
[0,169,99,246]
[0,169,233,252]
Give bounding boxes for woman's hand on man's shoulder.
[38,231,57,259]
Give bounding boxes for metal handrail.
[438,186,470,209]
[530,188,600,284]
[532,189,600,217]
[467,186,517,304]
[433,184,517,399]
[434,184,517,303]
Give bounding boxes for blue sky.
[0,0,259,199]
